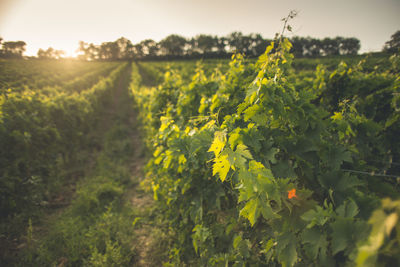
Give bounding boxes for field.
[0,42,399,266]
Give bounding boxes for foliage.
[383,30,400,54]
[356,198,400,267]
[132,35,400,266]
[15,66,138,266]
[0,41,26,58]
[0,60,126,263]
[75,34,361,61]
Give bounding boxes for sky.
[0,0,399,56]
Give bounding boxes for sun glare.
[54,43,79,58]
[26,42,79,58]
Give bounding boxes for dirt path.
[126,99,158,266]
[111,64,158,266]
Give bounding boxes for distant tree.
[321,37,341,56]
[1,41,26,58]
[37,48,46,58]
[77,41,99,61]
[132,43,144,59]
[240,34,253,55]
[383,30,400,53]
[246,33,270,56]
[115,37,134,59]
[73,33,363,61]
[186,38,196,56]
[227,32,245,53]
[98,41,119,60]
[194,34,216,54]
[290,36,305,57]
[225,32,268,56]
[339,37,360,55]
[37,47,65,59]
[303,37,321,57]
[87,43,99,60]
[215,37,228,55]
[159,34,187,56]
[140,39,159,57]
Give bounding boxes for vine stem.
[278,10,298,48]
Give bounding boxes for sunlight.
[25,43,79,58]
[59,44,79,58]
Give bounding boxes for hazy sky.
[0,0,399,56]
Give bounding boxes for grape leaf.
[213,154,230,182]
[276,232,298,267]
[301,228,328,260]
[240,198,260,226]
[208,131,226,157]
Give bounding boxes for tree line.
[76,33,362,61]
[1,30,399,60]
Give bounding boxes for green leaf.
[263,239,274,254]
[208,131,226,157]
[237,169,256,202]
[259,199,281,220]
[301,205,332,228]
[280,242,297,267]
[356,200,400,267]
[251,113,269,125]
[301,228,328,260]
[232,144,253,169]
[213,154,231,182]
[239,198,260,226]
[301,209,317,222]
[229,131,242,150]
[276,232,298,267]
[243,104,268,125]
[246,83,259,102]
[233,235,242,249]
[235,144,253,160]
[271,160,296,178]
[331,217,356,255]
[324,146,352,170]
[337,199,359,218]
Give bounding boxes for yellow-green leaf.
[213,154,230,182]
[208,131,226,157]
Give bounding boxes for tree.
[249,34,269,57]
[290,36,305,57]
[132,43,144,59]
[98,41,119,60]
[194,34,216,54]
[303,37,321,57]
[77,41,99,61]
[383,30,400,53]
[140,39,159,57]
[321,37,341,56]
[215,37,228,55]
[339,37,360,55]
[37,47,65,59]
[159,34,187,56]
[1,41,26,58]
[227,31,245,53]
[115,37,134,59]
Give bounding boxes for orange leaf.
[288,188,297,199]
